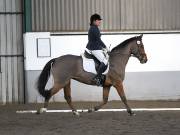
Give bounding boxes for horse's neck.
[111,44,131,62]
[110,53,130,70]
[109,45,131,80]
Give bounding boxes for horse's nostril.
[140,57,147,64]
[143,58,148,63]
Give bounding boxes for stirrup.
[93,75,106,86]
[93,77,102,86]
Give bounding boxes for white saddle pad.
[81,54,109,74]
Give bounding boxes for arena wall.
[24,32,180,103]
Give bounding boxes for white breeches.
[91,50,109,65]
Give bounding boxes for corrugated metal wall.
[31,0,180,32]
[0,0,24,104]
[31,0,121,31]
[121,0,180,31]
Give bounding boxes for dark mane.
[111,36,139,52]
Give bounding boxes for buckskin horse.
[36,34,147,116]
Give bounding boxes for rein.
[109,51,131,57]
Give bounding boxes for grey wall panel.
[0,0,24,104]
[0,15,24,104]
[0,0,22,12]
[0,0,5,12]
[0,14,7,104]
[31,0,180,32]
[26,70,180,103]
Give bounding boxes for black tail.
[37,58,56,99]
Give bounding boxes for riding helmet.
[90,13,102,25]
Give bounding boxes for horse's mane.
[111,36,140,52]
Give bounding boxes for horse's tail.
[37,58,56,99]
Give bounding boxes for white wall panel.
[24,32,180,72]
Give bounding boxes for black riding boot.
[93,62,106,86]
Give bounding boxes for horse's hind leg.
[44,83,61,104]
[88,86,111,113]
[37,83,63,114]
[64,81,79,116]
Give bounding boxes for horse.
[36,34,147,116]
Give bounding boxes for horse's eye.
[137,40,141,45]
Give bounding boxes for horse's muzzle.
[140,56,148,64]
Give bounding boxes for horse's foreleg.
[114,81,135,116]
[88,86,110,113]
[64,81,79,116]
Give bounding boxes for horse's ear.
[140,34,143,38]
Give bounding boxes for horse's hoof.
[88,108,95,113]
[36,110,40,114]
[36,108,47,114]
[129,112,136,116]
[73,111,80,116]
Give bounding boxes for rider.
[86,13,109,86]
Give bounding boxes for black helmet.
[90,13,102,25]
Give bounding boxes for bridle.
[109,36,147,63]
[110,37,145,58]
[131,38,147,63]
